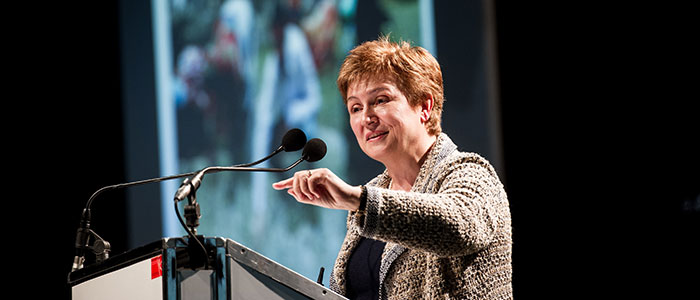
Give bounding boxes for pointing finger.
[272,177,293,190]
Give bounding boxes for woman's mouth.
[366,131,389,142]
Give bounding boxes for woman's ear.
[420,94,434,123]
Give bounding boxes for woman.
[273,37,512,300]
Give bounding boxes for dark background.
[24,1,697,298]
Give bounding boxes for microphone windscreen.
[282,128,307,152]
[302,138,327,162]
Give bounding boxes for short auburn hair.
[337,36,444,136]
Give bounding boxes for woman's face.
[346,79,429,163]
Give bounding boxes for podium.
[68,237,347,300]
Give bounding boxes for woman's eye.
[376,97,388,104]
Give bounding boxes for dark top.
[346,237,386,300]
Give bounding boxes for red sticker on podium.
[151,255,163,279]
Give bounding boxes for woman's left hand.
[272,168,362,211]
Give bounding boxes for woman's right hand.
[272,168,362,211]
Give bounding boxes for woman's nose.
[362,107,377,127]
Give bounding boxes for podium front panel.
[68,237,347,300]
[71,254,163,300]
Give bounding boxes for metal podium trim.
[225,238,347,300]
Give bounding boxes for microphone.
[302,138,327,162]
[70,128,308,272]
[282,128,308,152]
[174,138,327,202]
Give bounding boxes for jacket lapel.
[377,134,457,298]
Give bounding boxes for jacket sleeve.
[353,154,509,257]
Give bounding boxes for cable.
[174,200,209,270]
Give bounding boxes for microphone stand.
[172,158,306,270]
[70,134,324,272]
[72,170,209,272]
[171,136,325,270]
[71,145,292,272]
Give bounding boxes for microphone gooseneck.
[223,128,307,168]
[173,137,327,203]
[71,128,311,273]
[171,136,326,271]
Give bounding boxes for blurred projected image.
[157,0,429,281]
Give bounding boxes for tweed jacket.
[329,133,512,299]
